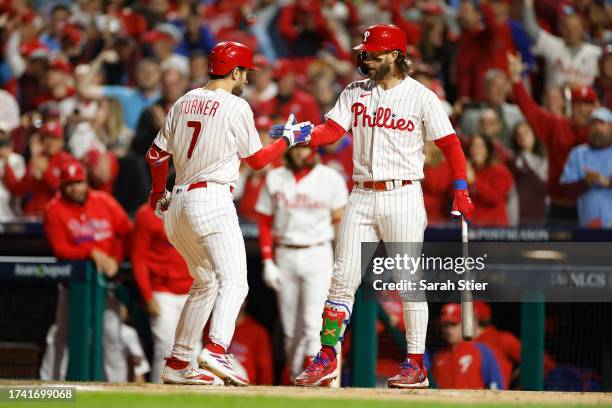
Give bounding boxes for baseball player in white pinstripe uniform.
[270,24,474,388]
[146,41,312,386]
[255,145,348,381]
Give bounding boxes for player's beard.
[368,61,391,81]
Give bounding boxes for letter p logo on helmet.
[363,31,371,42]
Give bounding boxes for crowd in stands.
[0,0,610,387]
[0,0,610,227]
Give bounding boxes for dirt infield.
[2,381,611,406]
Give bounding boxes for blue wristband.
[454,179,468,190]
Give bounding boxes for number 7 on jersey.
[187,120,202,159]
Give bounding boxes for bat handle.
[456,213,473,340]
[461,294,474,341]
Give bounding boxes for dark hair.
[52,4,70,14]
[511,122,546,157]
[395,51,414,77]
[209,67,246,80]
[468,134,496,167]
[284,145,317,170]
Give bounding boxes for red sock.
[166,356,189,370]
[407,353,424,367]
[205,341,226,354]
[321,346,336,360]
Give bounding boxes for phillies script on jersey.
[351,103,416,132]
[273,192,327,209]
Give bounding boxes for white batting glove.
[262,259,282,291]
[268,113,313,147]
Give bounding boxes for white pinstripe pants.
[164,183,249,360]
[328,182,429,354]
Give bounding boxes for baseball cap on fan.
[590,107,612,123]
[440,303,461,324]
[60,161,87,184]
[571,86,597,104]
[40,122,64,139]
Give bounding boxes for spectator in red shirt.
[423,141,452,225]
[40,161,133,381]
[508,53,594,225]
[466,134,514,226]
[278,0,337,58]
[33,58,75,108]
[2,121,78,217]
[258,59,322,125]
[229,304,274,385]
[455,0,517,101]
[432,303,505,390]
[131,203,194,383]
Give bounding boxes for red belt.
[357,180,412,191]
[187,181,234,193]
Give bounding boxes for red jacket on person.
[131,204,193,302]
[4,151,78,217]
[433,341,505,389]
[469,163,514,226]
[456,3,516,100]
[43,189,132,261]
[512,83,589,205]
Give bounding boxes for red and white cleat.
[387,358,429,389]
[295,351,338,387]
[198,348,249,386]
[161,357,216,385]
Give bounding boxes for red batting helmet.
[353,24,408,54]
[208,41,260,76]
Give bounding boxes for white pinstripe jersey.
[325,76,455,182]
[255,164,348,246]
[154,88,262,186]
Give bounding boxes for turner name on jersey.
[154,88,262,187]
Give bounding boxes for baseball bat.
[452,211,473,340]
[460,215,474,340]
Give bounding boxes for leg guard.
[320,301,351,353]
